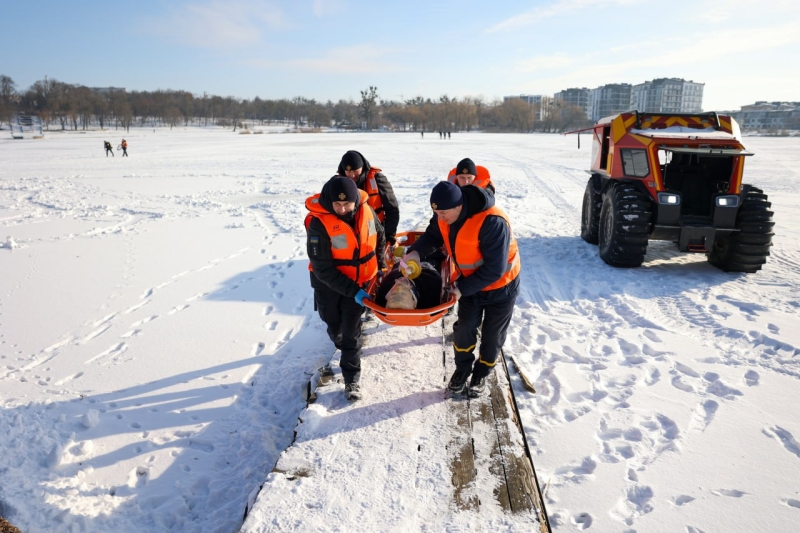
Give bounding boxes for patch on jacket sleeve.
[309,235,320,257]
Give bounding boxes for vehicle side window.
[621,149,649,177]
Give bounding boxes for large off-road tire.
[598,182,652,267]
[707,186,774,273]
[580,178,602,244]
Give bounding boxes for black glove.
[387,236,396,246]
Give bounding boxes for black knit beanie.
[327,176,360,204]
[340,151,364,172]
[455,158,477,176]
[430,181,463,210]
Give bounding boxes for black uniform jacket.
[307,179,387,298]
[410,185,519,302]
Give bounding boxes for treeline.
[0,75,591,133]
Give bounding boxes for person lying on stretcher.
[374,262,443,310]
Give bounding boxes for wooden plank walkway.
[241,315,549,531]
[443,314,550,530]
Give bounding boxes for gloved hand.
[393,246,406,258]
[449,285,462,302]
[387,237,396,246]
[354,289,370,306]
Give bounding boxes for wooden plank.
[498,352,552,532]
[489,361,537,513]
[468,376,512,511]
[443,314,479,511]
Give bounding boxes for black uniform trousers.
[314,286,364,385]
[452,281,519,380]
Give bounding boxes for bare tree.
[0,74,16,127]
[359,86,379,129]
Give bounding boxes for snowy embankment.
[1,129,799,532]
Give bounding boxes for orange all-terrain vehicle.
[573,111,774,272]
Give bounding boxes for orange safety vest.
[305,190,379,284]
[447,165,493,190]
[439,206,520,292]
[362,167,386,222]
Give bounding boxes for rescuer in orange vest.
[337,150,400,246]
[305,176,386,401]
[447,157,495,194]
[403,181,520,397]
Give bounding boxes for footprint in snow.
[127,466,149,488]
[570,512,593,530]
[672,495,695,506]
[763,426,800,459]
[744,369,759,386]
[704,378,743,400]
[612,484,654,526]
[785,499,800,509]
[689,399,718,432]
[675,362,701,378]
[671,375,695,393]
[618,338,640,356]
[712,488,747,498]
[643,330,662,343]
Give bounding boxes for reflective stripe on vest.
[447,165,492,190]
[438,206,520,292]
[364,167,385,221]
[304,190,379,284]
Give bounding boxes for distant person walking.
[104,141,114,157]
[121,139,128,157]
[421,131,424,139]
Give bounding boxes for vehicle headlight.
[716,195,739,207]
[658,193,681,205]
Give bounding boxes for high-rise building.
[732,101,800,131]
[589,84,632,121]
[554,88,590,118]
[630,78,704,113]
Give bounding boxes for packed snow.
[1,129,799,532]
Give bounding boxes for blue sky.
[3,0,799,111]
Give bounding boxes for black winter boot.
[448,369,470,393]
[345,382,362,401]
[468,375,486,397]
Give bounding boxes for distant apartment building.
[732,101,800,131]
[554,88,590,119]
[589,83,632,121]
[630,78,704,113]
[503,94,552,120]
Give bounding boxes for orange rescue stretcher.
[364,231,457,326]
